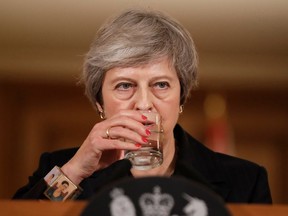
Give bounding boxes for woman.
[13,8,272,203]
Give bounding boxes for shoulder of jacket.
[214,152,264,174]
[39,147,79,167]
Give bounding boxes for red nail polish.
[142,137,148,143]
[142,115,147,120]
[146,129,151,136]
[135,143,142,147]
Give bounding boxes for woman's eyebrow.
[149,75,174,82]
[110,77,135,83]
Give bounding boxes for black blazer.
[13,124,272,203]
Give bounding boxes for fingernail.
[135,143,142,148]
[142,115,147,120]
[142,137,148,143]
[145,129,151,136]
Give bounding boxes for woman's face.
[100,58,181,140]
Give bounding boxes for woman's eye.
[115,82,134,90]
[154,82,169,89]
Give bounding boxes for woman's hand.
[61,110,150,185]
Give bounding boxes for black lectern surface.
[81,176,231,216]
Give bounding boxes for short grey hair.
[82,8,198,110]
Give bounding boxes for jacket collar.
[173,124,231,200]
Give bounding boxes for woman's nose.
[134,88,153,111]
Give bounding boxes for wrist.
[61,163,84,185]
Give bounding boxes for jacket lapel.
[173,124,231,200]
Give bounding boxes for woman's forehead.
[105,59,177,80]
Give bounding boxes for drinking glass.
[125,111,163,170]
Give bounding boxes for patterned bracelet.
[43,166,82,201]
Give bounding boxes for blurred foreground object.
[81,176,231,216]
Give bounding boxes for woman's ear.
[96,102,103,113]
[96,102,106,119]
